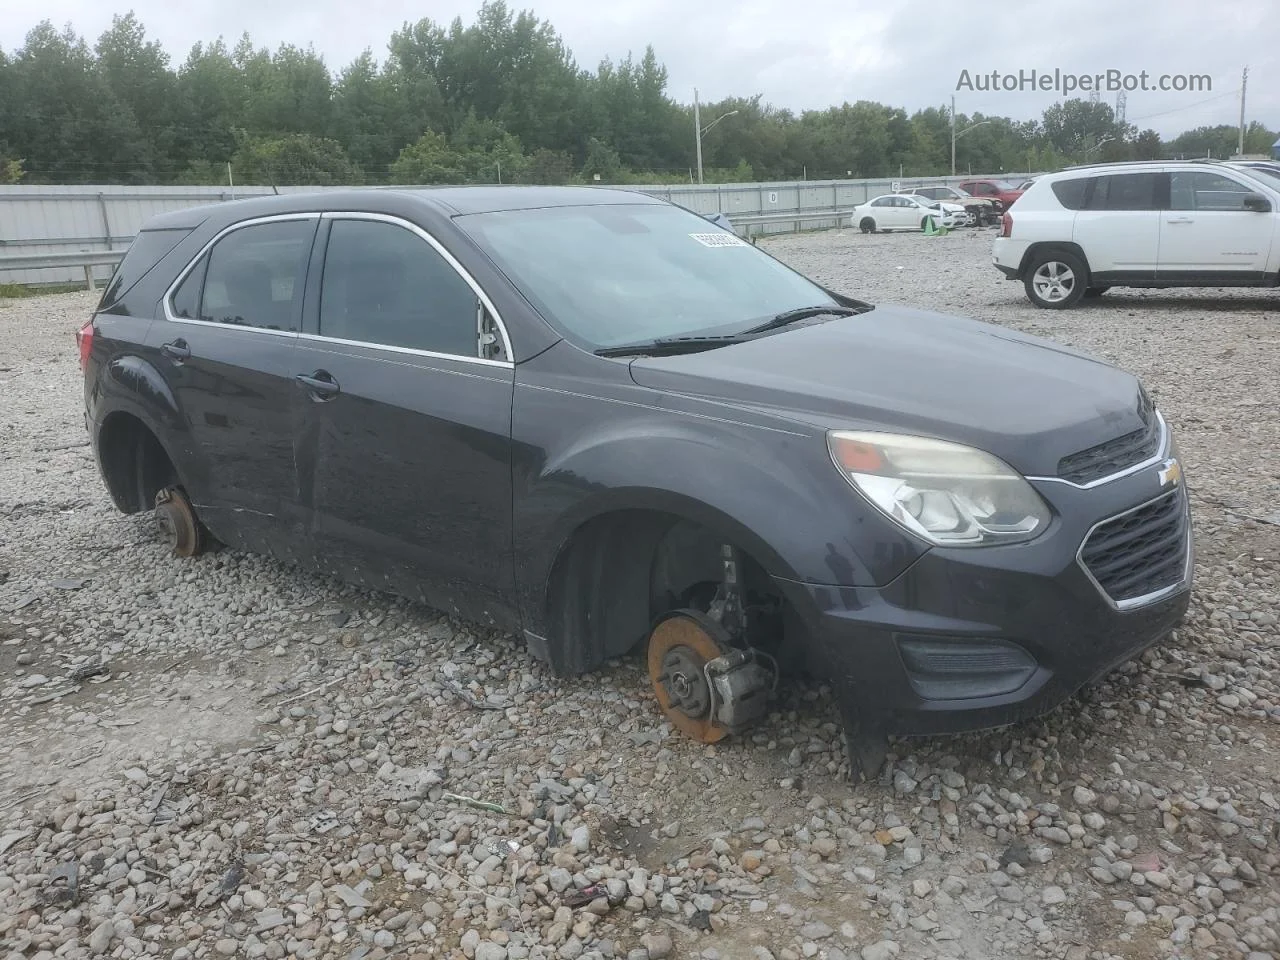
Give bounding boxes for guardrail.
[730,209,854,242]
[0,250,124,289]
[0,209,851,290]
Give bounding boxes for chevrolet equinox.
[79,187,1194,778]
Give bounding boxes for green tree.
[331,51,407,177]
[173,39,244,168]
[389,130,463,184]
[231,133,361,185]
[4,22,147,182]
[579,137,623,182]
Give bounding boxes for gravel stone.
[1,240,1277,960]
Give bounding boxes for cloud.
[3,0,1275,136]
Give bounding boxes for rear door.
[148,216,317,555]
[1071,172,1163,280]
[293,213,519,626]
[1159,170,1278,279]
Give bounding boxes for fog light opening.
[897,636,1038,700]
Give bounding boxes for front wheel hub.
[647,611,733,743]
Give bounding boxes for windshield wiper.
[595,334,747,358]
[740,304,859,335]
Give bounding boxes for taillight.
[76,320,94,371]
[1000,213,1013,238]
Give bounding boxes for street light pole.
[951,95,956,178]
[694,88,704,185]
[693,88,739,185]
[951,97,994,177]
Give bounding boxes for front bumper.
[779,462,1193,737]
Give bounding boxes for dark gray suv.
[79,186,1192,777]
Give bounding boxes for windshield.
[457,202,838,349]
[1243,166,1280,188]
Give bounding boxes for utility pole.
[1238,66,1248,157]
[694,87,704,185]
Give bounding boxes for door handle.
[160,339,190,361]
[1165,216,1194,224]
[295,370,340,400]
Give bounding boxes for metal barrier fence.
[0,174,1038,286]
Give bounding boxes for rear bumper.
[992,236,1028,279]
[778,471,1193,737]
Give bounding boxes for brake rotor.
[154,487,203,558]
[647,611,732,743]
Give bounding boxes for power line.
[1127,88,1241,124]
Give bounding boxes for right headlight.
[827,430,1052,547]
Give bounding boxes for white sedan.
[852,194,967,233]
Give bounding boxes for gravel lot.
[2,227,1278,960]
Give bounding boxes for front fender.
[514,416,926,637]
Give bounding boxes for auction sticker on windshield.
[689,232,749,248]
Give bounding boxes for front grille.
[1080,490,1189,606]
[1057,397,1161,484]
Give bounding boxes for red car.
[958,178,1025,210]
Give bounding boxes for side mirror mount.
[1243,192,1272,213]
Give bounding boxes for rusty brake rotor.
[647,610,733,744]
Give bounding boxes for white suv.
[992,161,1280,308]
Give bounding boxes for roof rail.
[1060,159,1168,171]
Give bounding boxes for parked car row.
[852,193,970,232]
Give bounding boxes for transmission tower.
[1115,90,1126,124]
[1089,89,1100,105]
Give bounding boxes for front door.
[147,216,317,556]
[1159,170,1277,279]
[293,213,518,627]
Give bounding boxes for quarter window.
[1169,172,1254,211]
[1050,178,1089,210]
[319,218,479,357]
[197,220,313,331]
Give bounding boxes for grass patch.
[0,282,94,299]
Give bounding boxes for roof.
[139,185,662,232]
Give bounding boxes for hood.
[627,306,1148,477]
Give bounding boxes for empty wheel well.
[97,413,180,514]
[542,510,788,676]
[1018,242,1090,279]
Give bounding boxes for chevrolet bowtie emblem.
[1158,458,1182,489]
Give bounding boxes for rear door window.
[1085,173,1164,211]
[318,218,479,357]
[198,220,315,332]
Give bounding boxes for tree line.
[0,5,1275,187]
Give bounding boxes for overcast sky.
[3,0,1276,139]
